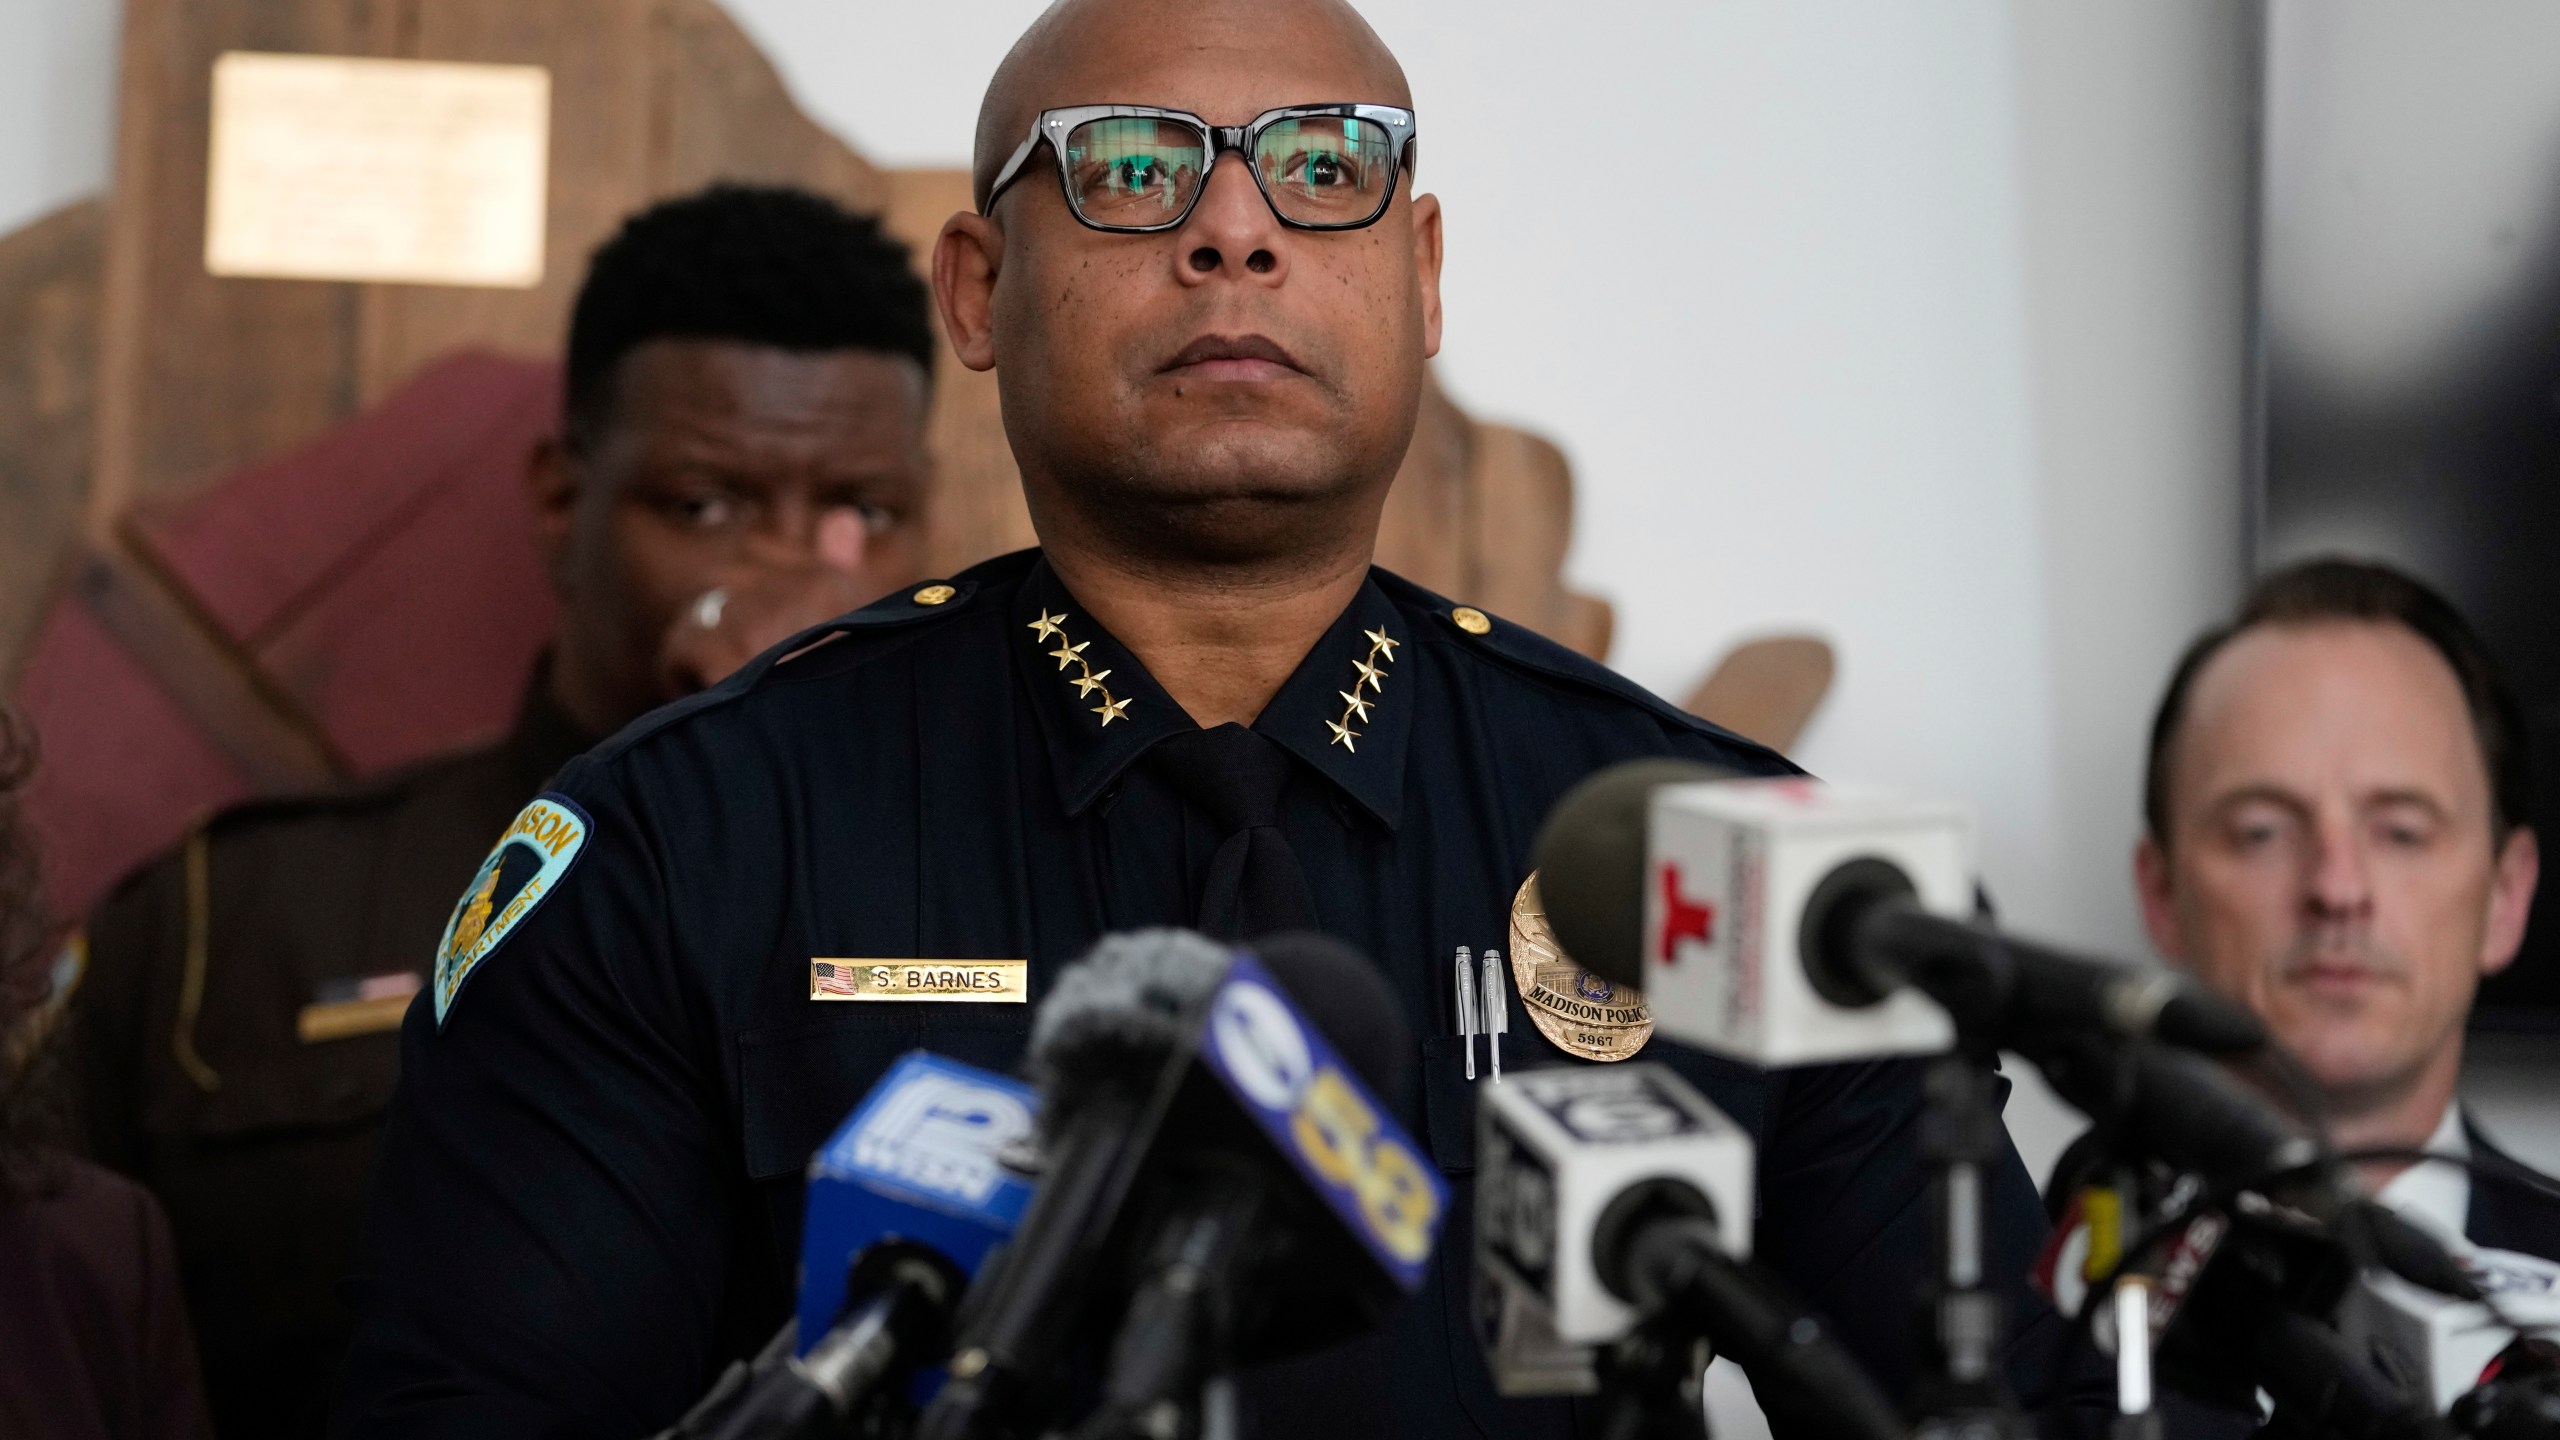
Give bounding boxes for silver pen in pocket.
[1454,945,1480,1081]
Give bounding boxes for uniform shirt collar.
[1010,556,1412,829]
[2377,1101,2472,1248]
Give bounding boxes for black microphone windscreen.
[1531,759,1738,989]
[2154,986,2271,1056]
[1247,931,1413,1110]
[1030,928,1233,1139]
[2351,1199,2483,1302]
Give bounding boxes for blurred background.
[12,1,2560,1433]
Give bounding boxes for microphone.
[655,1052,1040,1440]
[1072,931,1430,1440]
[2451,1337,2560,1439]
[1476,1062,1904,1440]
[1531,761,2266,1065]
[921,929,1443,1440]
[2029,1040,2487,1431]
[793,1052,1042,1354]
[2035,1033,2485,1300]
[2347,1247,2560,1417]
[918,929,1238,1440]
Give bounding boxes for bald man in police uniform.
[335,4,2068,1436]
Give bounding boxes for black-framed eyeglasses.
[981,103,1418,233]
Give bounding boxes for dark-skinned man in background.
[336,3,2068,1436]
[74,183,936,1440]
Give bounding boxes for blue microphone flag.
[796,1051,1039,1353]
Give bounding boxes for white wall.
[0,0,118,238]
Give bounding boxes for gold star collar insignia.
[1028,609,1131,729]
[1328,625,1398,752]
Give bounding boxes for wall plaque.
[204,52,550,288]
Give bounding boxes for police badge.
[1507,873,1652,1062]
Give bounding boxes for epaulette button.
[1451,606,1493,636]
[912,584,957,606]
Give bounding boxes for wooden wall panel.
[646,0,887,212]
[88,0,906,528]
[878,169,1037,577]
[1373,376,1473,599]
[0,200,102,680]
[90,0,388,530]
[351,0,657,404]
[1465,422,1612,658]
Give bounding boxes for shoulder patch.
[433,793,591,1028]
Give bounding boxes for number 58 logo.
[1292,1066,1440,1264]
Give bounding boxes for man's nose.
[1176,153,1286,283]
[2304,812,2376,922]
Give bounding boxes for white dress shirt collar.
[2377,1101,2472,1248]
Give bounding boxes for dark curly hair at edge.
[562,183,936,455]
[0,706,67,1203]
[2142,557,2531,849]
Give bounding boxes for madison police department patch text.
[433,793,590,1027]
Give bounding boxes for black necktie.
[1146,724,1317,940]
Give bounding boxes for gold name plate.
[810,958,1028,1003]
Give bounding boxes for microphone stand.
[654,1243,966,1440]
[1594,1181,1906,1440]
[1909,1051,2027,1440]
[1591,1316,1713,1440]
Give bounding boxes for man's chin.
[2264,1005,2427,1107]
[1076,427,1371,514]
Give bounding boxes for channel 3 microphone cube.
[797,1051,1039,1353]
[1477,1064,1752,1346]
[1645,777,1969,1065]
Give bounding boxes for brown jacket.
[71,684,586,1440]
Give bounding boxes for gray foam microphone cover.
[1030,928,1236,1134]
[1531,758,1739,990]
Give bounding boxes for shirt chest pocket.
[1416,1035,1478,1174]
[735,1007,1038,1182]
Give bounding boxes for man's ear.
[527,436,579,589]
[1409,191,1444,360]
[2482,824,2539,978]
[934,212,1004,374]
[2134,832,2189,965]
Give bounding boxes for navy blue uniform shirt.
[336,549,2065,1438]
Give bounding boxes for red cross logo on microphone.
[1655,862,1716,963]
